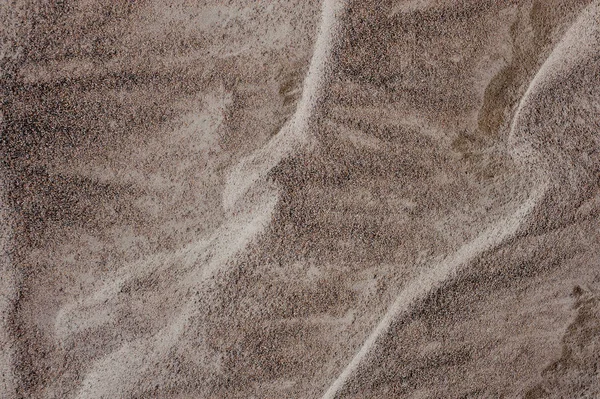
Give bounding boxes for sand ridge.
[323,3,600,395]
[2,0,600,397]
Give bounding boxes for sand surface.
[2,0,600,398]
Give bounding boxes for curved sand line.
[62,188,279,398]
[58,0,349,343]
[509,0,600,190]
[322,2,600,397]
[321,185,545,399]
[54,190,277,341]
[63,2,350,397]
[222,0,348,213]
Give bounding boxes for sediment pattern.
[1,1,599,398]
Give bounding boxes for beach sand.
[1,0,600,397]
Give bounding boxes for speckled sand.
[1,1,600,398]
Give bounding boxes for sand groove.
[3,0,600,397]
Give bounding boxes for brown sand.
[1,0,600,398]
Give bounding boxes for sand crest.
[2,0,600,398]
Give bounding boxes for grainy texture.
[1,0,599,398]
